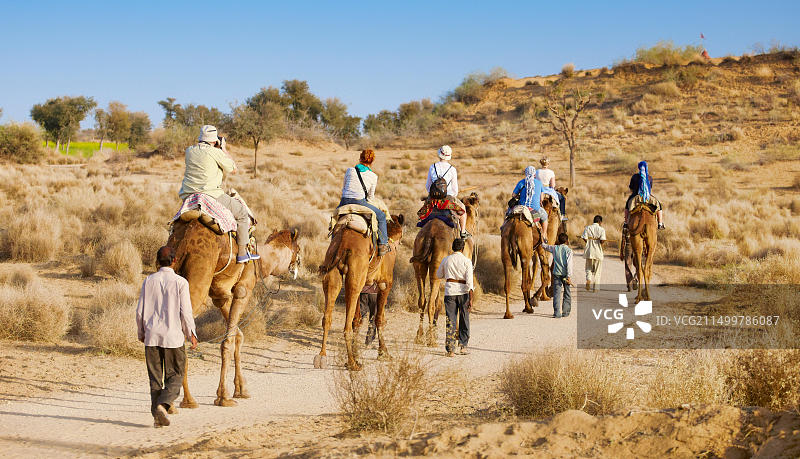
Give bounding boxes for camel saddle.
[505,205,539,227]
[328,197,390,238]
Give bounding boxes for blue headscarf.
[524,166,536,203]
[637,160,650,201]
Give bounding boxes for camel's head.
[387,214,405,242]
[555,186,568,197]
[463,192,480,218]
[265,228,301,279]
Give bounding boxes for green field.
[43,141,129,158]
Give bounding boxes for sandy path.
[0,252,646,458]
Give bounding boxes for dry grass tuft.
[101,239,143,284]
[645,351,731,408]
[0,283,69,341]
[754,65,774,79]
[727,350,800,410]
[332,350,430,433]
[651,81,681,98]
[500,349,628,417]
[561,63,575,78]
[0,265,38,287]
[3,209,63,262]
[86,300,141,357]
[474,234,505,294]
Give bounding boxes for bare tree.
[536,83,595,187]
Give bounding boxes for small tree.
[536,83,595,187]
[61,96,96,154]
[107,102,131,151]
[127,112,151,150]
[230,97,285,177]
[321,97,361,148]
[94,108,110,151]
[31,98,67,151]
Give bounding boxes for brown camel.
[501,211,552,319]
[168,219,300,407]
[411,193,480,346]
[316,214,405,370]
[628,204,658,302]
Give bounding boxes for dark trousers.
[557,191,566,216]
[145,345,186,415]
[338,197,388,245]
[444,293,470,352]
[359,292,377,322]
[552,276,572,317]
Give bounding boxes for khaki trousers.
[585,258,602,285]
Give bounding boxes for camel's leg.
[633,237,645,303]
[343,264,368,371]
[376,283,391,360]
[502,256,514,319]
[413,262,427,344]
[315,271,341,369]
[643,240,654,301]
[214,296,242,407]
[535,248,552,301]
[521,254,534,313]
[426,270,442,347]
[180,267,214,409]
[232,328,249,399]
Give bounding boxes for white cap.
[438,145,452,160]
[198,125,219,143]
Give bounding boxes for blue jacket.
[513,178,543,210]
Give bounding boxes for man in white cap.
[424,145,469,238]
[179,125,258,263]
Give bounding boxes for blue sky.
[1,0,799,128]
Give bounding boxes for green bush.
[151,125,194,157]
[0,123,45,163]
[633,41,703,66]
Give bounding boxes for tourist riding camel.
[179,125,258,263]
[338,149,391,256]
[624,160,665,230]
[536,157,567,221]
[420,145,470,239]
[510,166,549,242]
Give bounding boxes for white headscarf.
[524,166,536,203]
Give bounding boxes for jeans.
[444,293,470,351]
[338,198,388,245]
[145,345,186,415]
[552,276,572,317]
[557,191,566,216]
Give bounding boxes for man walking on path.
[581,215,606,292]
[136,246,198,428]
[436,238,474,356]
[542,233,573,318]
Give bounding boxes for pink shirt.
[136,267,197,348]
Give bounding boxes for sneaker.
[378,244,392,257]
[658,223,666,230]
[153,404,170,428]
[236,252,261,263]
[561,216,569,222]
[460,230,472,239]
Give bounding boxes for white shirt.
[341,166,377,200]
[581,223,607,260]
[425,161,459,197]
[136,267,197,348]
[436,251,474,296]
[535,168,556,188]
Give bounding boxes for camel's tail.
[170,226,191,276]
[319,235,351,275]
[508,232,519,270]
[410,235,433,265]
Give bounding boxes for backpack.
[429,164,452,200]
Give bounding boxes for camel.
[315,214,405,371]
[168,219,300,407]
[500,213,547,318]
[628,203,658,302]
[411,192,480,346]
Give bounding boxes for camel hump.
[178,210,225,235]
[506,206,536,226]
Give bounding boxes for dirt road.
[0,252,646,458]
